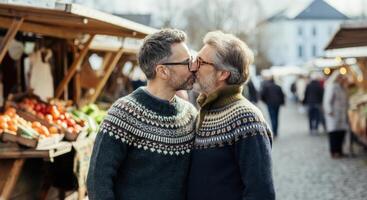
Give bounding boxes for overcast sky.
[76,0,367,17]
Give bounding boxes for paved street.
[259,102,367,200]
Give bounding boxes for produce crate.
[6,93,86,141]
[1,131,37,148]
[1,130,65,149]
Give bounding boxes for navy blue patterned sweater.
[87,87,197,200]
[187,85,275,200]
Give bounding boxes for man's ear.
[218,71,230,82]
[156,65,170,80]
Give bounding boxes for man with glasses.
[187,31,275,200]
[87,29,197,200]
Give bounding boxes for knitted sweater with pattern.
[87,87,197,200]
[187,85,275,200]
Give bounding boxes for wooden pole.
[89,48,124,103]
[0,159,25,200]
[0,18,24,64]
[74,71,81,106]
[357,58,367,91]
[55,35,95,98]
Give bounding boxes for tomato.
[0,122,8,130]
[60,122,68,129]
[5,107,16,117]
[66,118,76,127]
[59,114,65,120]
[51,106,60,119]
[40,126,50,137]
[0,116,5,124]
[32,121,42,128]
[3,115,11,122]
[45,114,53,123]
[49,126,58,134]
[37,112,45,119]
[8,124,17,132]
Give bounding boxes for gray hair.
[138,29,187,79]
[203,31,254,85]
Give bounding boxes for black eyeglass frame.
[160,56,195,72]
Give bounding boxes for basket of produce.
[14,97,86,141]
[0,107,63,148]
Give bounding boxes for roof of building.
[0,2,157,39]
[115,14,152,26]
[325,20,367,50]
[267,0,348,22]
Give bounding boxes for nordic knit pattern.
[195,99,271,149]
[87,87,197,200]
[100,92,196,155]
[188,85,275,200]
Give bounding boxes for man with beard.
[187,31,275,200]
[87,29,197,200]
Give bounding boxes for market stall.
[0,2,156,199]
[325,20,367,149]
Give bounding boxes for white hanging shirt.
[29,49,54,101]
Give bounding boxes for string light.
[323,68,331,75]
[339,67,347,75]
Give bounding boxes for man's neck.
[146,81,176,102]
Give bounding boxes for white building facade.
[259,0,348,66]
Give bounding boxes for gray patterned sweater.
[87,87,197,200]
[187,85,275,200]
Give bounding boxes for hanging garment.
[8,39,24,61]
[29,49,54,101]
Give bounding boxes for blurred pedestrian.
[296,75,307,104]
[243,79,258,103]
[290,80,298,102]
[261,76,285,137]
[303,74,324,135]
[323,72,349,158]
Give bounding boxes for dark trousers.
[307,104,321,132]
[328,130,346,154]
[267,105,280,137]
[319,109,327,132]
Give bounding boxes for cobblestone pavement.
[259,102,367,200]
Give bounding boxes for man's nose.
[190,61,199,72]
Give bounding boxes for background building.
[258,0,348,66]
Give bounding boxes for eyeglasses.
[160,56,195,72]
[196,56,215,69]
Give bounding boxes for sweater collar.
[132,87,178,116]
[197,85,244,109]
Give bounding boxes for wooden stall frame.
[0,2,157,199]
[0,159,24,200]
[0,17,23,64]
[55,34,95,99]
[89,48,124,103]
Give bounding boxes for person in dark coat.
[303,75,324,135]
[260,77,285,137]
[243,79,258,103]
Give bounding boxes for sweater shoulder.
[195,99,272,149]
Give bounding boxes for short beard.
[193,74,216,94]
[170,74,194,91]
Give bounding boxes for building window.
[312,45,317,57]
[312,26,317,36]
[298,26,303,36]
[298,45,303,58]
